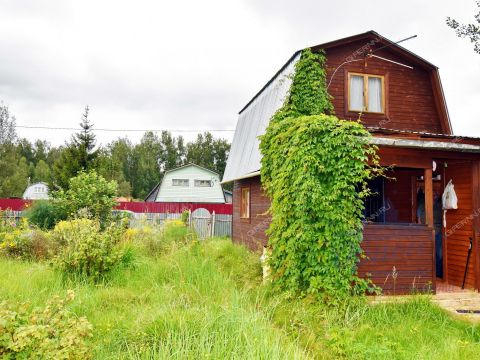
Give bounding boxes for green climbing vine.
[260,48,380,302]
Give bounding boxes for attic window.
[348,73,384,113]
[172,179,189,187]
[194,180,212,187]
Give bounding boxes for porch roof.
[371,137,480,153]
[222,126,480,184]
[367,127,480,143]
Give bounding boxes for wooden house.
[145,163,226,203]
[222,31,480,294]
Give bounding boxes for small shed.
[23,182,49,200]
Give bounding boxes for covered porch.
[358,133,480,294]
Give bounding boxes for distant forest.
[0,103,231,200]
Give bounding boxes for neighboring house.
[223,189,233,204]
[222,30,480,294]
[23,182,49,200]
[145,163,226,203]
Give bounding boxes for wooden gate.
[191,208,212,239]
[190,208,232,239]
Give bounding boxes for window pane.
[241,188,250,218]
[194,180,212,187]
[349,75,364,111]
[172,179,189,186]
[368,77,383,112]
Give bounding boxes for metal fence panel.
[214,213,232,237]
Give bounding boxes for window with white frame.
[172,179,189,187]
[348,73,384,113]
[194,179,212,187]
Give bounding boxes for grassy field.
[1,231,480,359]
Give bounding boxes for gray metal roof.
[222,53,300,183]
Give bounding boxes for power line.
[15,125,235,132]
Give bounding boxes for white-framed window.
[172,179,189,187]
[348,73,385,113]
[194,179,212,187]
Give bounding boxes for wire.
[326,34,417,90]
[15,125,235,132]
[326,58,364,90]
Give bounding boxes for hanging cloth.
[442,179,458,228]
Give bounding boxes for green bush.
[25,200,68,230]
[53,170,118,227]
[124,220,192,256]
[181,209,190,224]
[51,219,132,281]
[0,291,93,359]
[0,221,54,261]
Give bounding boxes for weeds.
[1,226,480,359]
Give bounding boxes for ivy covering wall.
[260,49,380,302]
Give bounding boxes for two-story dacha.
[222,31,480,294]
[145,163,226,203]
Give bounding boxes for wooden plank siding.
[444,161,476,289]
[324,40,444,133]
[233,152,479,293]
[472,161,480,290]
[233,176,271,251]
[359,224,435,294]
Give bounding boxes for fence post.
[211,211,215,237]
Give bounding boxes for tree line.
[0,103,231,200]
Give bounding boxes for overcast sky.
[1,0,479,146]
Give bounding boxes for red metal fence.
[0,199,232,215]
[0,199,31,211]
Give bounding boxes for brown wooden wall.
[232,157,479,292]
[359,224,435,294]
[232,177,437,293]
[444,160,476,289]
[324,40,443,133]
[232,176,270,251]
[472,160,480,291]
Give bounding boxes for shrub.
[51,219,131,281]
[0,221,53,261]
[53,170,118,227]
[125,221,193,256]
[25,200,68,230]
[0,291,93,359]
[181,209,190,225]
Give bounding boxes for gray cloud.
[0,0,478,146]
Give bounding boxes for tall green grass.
[1,233,480,359]
[0,239,308,359]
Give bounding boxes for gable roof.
[144,182,161,202]
[165,163,220,176]
[223,31,452,183]
[144,163,220,201]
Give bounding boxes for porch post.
[424,168,434,227]
[472,161,480,291]
[425,167,436,291]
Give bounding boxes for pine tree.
[74,106,98,170]
[53,106,99,189]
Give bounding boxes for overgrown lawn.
[1,236,479,359]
